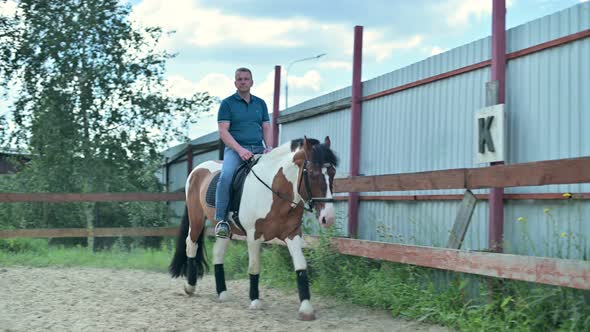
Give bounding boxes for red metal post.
[489,0,506,252]
[187,144,193,176]
[348,25,363,238]
[272,65,281,147]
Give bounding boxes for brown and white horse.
[169,136,338,320]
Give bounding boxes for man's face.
[234,71,253,93]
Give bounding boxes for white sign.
[474,104,506,164]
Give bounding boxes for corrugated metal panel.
[504,200,589,260]
[506,3,590,53]
[357,200,488,249]
[168,160,187,192]
[279,108,352,178]
[278,4,589,257]
[363,37,490,96]
[192,150,219,168]
[283,86,351,115]
[505,3,590,196]
[361,68,489,177]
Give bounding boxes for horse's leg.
[213,237,231,301]
[184,192,207,295]
[246,235,263,310]
[285,235,315,321]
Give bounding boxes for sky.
[1,0,587,149]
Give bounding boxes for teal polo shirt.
[217,92,270,146]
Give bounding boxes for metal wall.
[280,108,352,178]
[279,3,590,259]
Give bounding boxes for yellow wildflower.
[562,193,572,198]
[543,208,550,214]
[517,217,525,222]
[560,232,568,238]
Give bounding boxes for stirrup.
[215,221,231,239]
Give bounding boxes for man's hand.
[237,147,253,161]
[263,147,272,154]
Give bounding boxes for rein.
[247,158,325,213]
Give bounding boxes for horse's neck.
[255,144,300,187]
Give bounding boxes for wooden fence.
[1,156,589,290]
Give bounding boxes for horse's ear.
[303,136,313,153]
[324,136,331,148]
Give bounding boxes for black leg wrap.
[187,257,197,286]
[296,270,310,301]
[214,264,227,295]
[249,274,260,301]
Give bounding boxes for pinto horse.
[169,136,338,320]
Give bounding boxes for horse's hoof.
[298,312,316,321]
[298,300,316,320]
[249,299,263,310]
[218,290,230,302]
[184,283,195,295]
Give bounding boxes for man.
[214,67,272,238]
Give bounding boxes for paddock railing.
[1,156,589,290]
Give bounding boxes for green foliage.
[0,238,48,253]
[2,232,589,331]
[246,229,590,331]
[0,239,174,272]
[0,0,214,234]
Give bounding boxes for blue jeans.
[215,145,264,221]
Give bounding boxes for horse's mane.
[311,143,339,167]
[289,138,339,167]
[261,138,338,168]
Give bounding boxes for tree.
[0,0,213,248]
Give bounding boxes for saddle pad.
[205,172,221,208]
[204,155,262,213]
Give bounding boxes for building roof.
[162,131,220,164]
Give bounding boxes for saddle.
[205,156,261,228]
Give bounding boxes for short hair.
[235,67,252,78]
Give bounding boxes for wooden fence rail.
[334,156,590,192]
[1,156,589,290]
[0,192,184,203]
[0,227,178,238]
[1,227,589,291]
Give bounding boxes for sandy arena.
[0,266,448,331]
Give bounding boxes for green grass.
[0,238,173,272]
[2,235,590,331]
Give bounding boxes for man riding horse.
[215,67,272,239]
[169,67,339,320]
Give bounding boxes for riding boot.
[215,220,231,239]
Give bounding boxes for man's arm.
[219,122,252,160]
[262,122,272,148]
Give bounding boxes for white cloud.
[428,46,447,56]
[131,0,313,49]
[318,61,352,71]
[0,0,17,16]
[287,70,322,91]
[435,0,513,27]
[364,32,424,62]
[166,73,234,99]
[132,0,417,62]
[252,69,322,109]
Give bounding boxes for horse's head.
[292,136,339,227]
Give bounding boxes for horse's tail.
[169,206,208,278]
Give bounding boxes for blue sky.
[127,0,585,145]
[1,0,586,148]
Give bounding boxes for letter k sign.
[478,116,495,153]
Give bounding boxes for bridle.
[297,159,335,211]
[248,158,333,213]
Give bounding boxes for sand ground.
[0,266,449,332]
